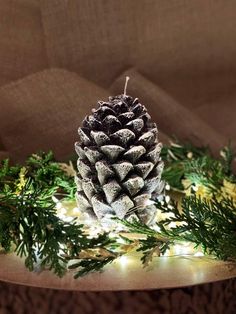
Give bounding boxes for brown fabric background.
[0,0,47,87]
[0,69,109,162]
[0,0,235,161]
[111,69,226,153]
[41,0,236,89]
[0,0,236,313]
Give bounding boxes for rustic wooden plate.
[0,252,236,291]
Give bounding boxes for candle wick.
[123,76,130,96]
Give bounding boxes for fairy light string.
[0,141,236,278]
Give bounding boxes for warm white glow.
[194,251,204,257]
[118,255,129,266]
[152,225,161,232]
[168,222,177,229]
[187,152,193,159]
[73,207,80,214]
[165,184,170,191]
[54,198,206,263]
[165,195,170,203]
[192,185,199,192]
[173,243,192,256]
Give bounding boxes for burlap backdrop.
[0,1,236,313]
[0,0,235,161]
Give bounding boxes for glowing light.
[59,207,67,214]
[187,152,193,159]
[152,225,161,232]
[165,195,170,203]
[118,255,129,266]
[62,216,74,223]
[192,185,198,192]
[194,252,204,257]
[173,243,192,256]
[73,207,80,214]
[116,237,127,244]
[168,222,177,229]
[165,184,171,191]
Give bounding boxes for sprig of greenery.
[0,151,76,200]
[161,141,235,191]
[0,179,115,277]
[69,256,116,279]
[160,141,209,190]
[0,153,116,277]
[116,218,172,266]
[155,195,236,261]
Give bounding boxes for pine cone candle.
[75,88,164,224]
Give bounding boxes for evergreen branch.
[0,151,76,200]
[155,195,236,261]
[0,176,116,277]
[115,218,158,236]
[69,257,116,279]
[160,140,208,162]
[137,236,172,267]
[161,141,235,192]
[160,141,209,191]
[220,145,235,177]
[116,218,172,266]
[184,156,226,191]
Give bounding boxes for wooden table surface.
[0,252,236,291]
